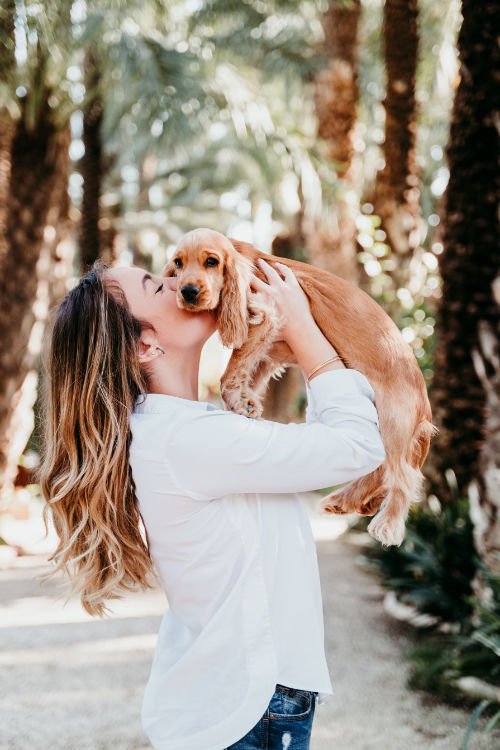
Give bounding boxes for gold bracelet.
[306,354,342,382]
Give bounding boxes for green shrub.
[407,564,500,698]
[358,496,499,705]
[362,497,479,623]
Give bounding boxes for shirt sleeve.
[164,368,386,500]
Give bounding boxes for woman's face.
[105,266,218,351]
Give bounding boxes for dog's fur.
[163,228,439,547]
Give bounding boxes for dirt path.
[313,532,496,749]
[0,496,497,750]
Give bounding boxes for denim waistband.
[275,683,314,698]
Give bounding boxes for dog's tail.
[407,418,440,469]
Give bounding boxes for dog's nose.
[180,284,200,302]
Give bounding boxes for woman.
[40,255,386,750]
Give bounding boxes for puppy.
[163,228,439,547]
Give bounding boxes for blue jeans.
[225,684,318,749]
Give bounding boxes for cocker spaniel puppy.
[162,228,438,547]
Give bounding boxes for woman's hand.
[250,258,315,345]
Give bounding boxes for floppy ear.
[161,259,177,277]
[218,248,255,350]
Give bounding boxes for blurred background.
[0,1,498,748]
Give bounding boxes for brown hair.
[38,260,159,617]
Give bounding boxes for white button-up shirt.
[129,368,386,750]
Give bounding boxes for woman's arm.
[163,368,386,500]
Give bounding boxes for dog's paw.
[367,513,406,547]
[318,495,349,514]
[221,387,263,419]
[233,395,263,419]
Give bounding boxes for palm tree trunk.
[0,121,15,270]
[79,52,103,273]
[308,0,361,284]
[426,0,499,508]
[14,181,74,486]
[469,316,500,573]
[0,0,16,270]
[0,108,70,501]
[373,0,424,320]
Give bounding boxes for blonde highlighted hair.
[38,260,159,617]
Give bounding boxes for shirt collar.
[133,392,217,414]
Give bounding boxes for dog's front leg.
[246,340,297,403]
[220,314,278,418]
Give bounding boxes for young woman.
[40,256,386,750]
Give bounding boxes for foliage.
[362,496,479,623]
[190,0,326,84]
[407,564,500,699]
[461,700,500,750]
[99,0,335,262]
[0,0,75,130]
[359,497,500,741]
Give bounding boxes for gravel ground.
[0,494,498,750]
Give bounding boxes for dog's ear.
[161,260,176,277]
[218,248,255,350]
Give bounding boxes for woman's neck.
[146,347,202,400]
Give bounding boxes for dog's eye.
[173,258,182,268]
[205,257,219,267]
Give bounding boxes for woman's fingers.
[275,262,299,285]
[256,257,284,284]
[249,273,269,291]
[250,258,298,293]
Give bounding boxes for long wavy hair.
[38,259,159,617]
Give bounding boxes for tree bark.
[0,109,70,501]
[371,0,428,326]
[308,0,361,284]
[374,0,422,266]
[426,0,499,507]
[79,52,103,273]
[468,313,500,573]
[0,0,16,270]
[315,1,360,173]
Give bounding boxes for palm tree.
[79,50,104,272]
[0,0,16,270]
[0,0,222,497]
[470,317,500,573]
[0,1,73,502]
[76,1,221,271]
[373,0,423,299]
[308,0,362,283]
[427,0,499,516]
[0,118,71,501]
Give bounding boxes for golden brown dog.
[163,227,439,547]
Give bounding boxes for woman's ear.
[137,334,163,365]
[217,248,255,350]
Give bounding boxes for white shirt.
[129,368,386,750]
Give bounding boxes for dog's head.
[162,228,255,349]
